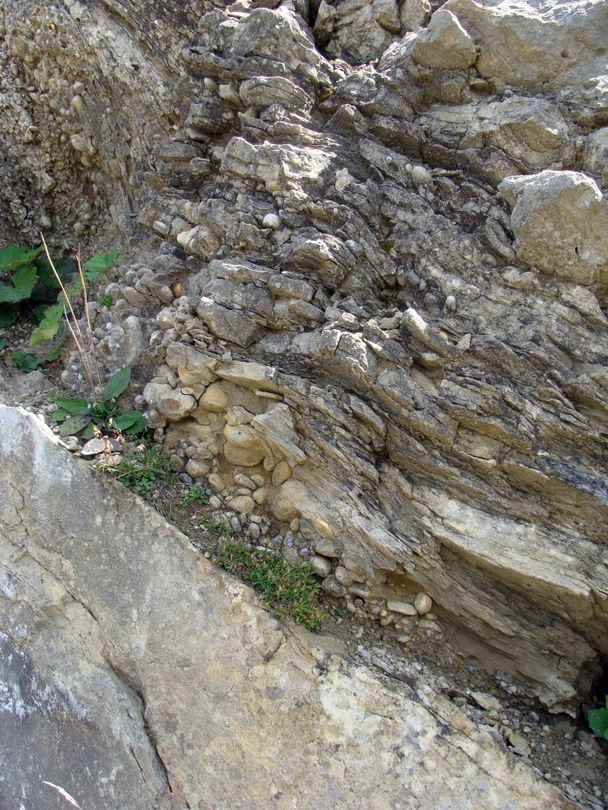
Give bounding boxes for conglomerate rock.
[1,0,607,716]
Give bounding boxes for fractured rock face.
[3,0,608,714]
[0,405,572,809]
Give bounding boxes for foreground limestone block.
[0,405,571,810]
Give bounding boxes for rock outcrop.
[0,404,574,809]
[1,0,607,715]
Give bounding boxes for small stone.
[289,518,300,532]
[209,495,222,509]
[248,523,261,540]
[283,546,302,567]
[253,487,268,504]
[414,593,433,614]
[262,213,281,229]
[272,461,292,488]
[444,295,457,312]
[199,382,229,412]
[387,600,417,616]
[185,459,209,478]
[418,619,442,633]
[334,566,354,587]
[81,438,107,457]
[314,539,343,559]
[310,555,332,578]
[411,165,433,189]
[234,473,256,490]
[507,731,531,757]
[334,168,351,192]
[208,473,225,492]
[62,436,80,452]
[321,576,347,598]
[470,692,503,712]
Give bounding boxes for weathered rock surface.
[2,0,608,716]
[0,405,573,809]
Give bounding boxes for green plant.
[11,349,42,372]
[199,517,232,537]
[0,238,118,371]
[50,366,147,439]
[99,445,177,498]
[209,540,324,630]
[588,696,608,741]
[180,485,208,507]
[98,292,113,309]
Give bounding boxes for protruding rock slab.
[0,405,571,809]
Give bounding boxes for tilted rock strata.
[0,405,574,809]
[2,0,608,710]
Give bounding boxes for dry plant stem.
[39,233,100,399]
[76,248,103,394]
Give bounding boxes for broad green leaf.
[110,411,139,430]
[53,397,91,415]
[588,707,608,738]
[0,335,6,351]
[35,255,74,289]
[30,303,64,346]
[112,411,147,433]
[84,249,119,280]
[43,342,63,362]
[0,303,19,327]
[10,350,40,372]
[59,415,90,435]
[81,423,96,439]
[124,412,148,435]
[49,409,69,423]
[0,264,38,303]
[103,366,131,401]
[0,245,43,271]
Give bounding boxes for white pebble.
[262,213,281,229]
[414,593,433,614]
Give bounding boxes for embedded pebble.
[310,555,332,578]
[208,473,225,492]
[262,213,281,229]
[314,539,343,559]
[334,168,351,192]
[334,566,354,587]
[470,691,503,712]
[411,165,433,189]
[253,487,268,504]
[414,593,433,615]
[234,473,256,490]
[387,600,417,616]
[321,576,347,598]
[272,461,292,488]
[185,459,208,478]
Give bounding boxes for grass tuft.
[209,540,324,631]
[99,446,177,497]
